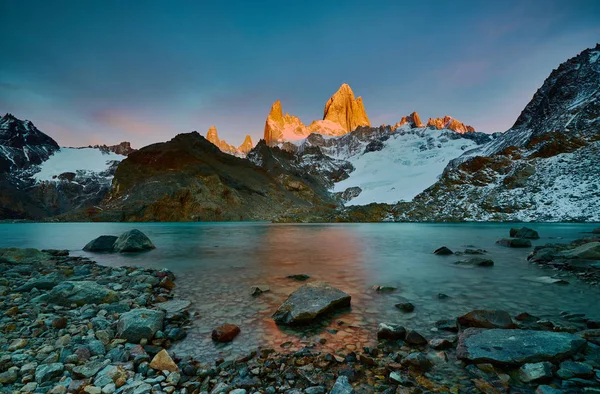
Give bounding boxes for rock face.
[47,281,119,306]
[272,282,351,325]
[89,141,135,156]
[117,308,164,343]
[322,83,370,132]
[113,229,155,252]
[426,116,475,134]
[395,112,424,129]
[238,135,254,155]
[457,328,586,365]
[264,84,370,146]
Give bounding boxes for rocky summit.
[322,83,371,133]
[206,125,253,157]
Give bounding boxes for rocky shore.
[1,228,600,394]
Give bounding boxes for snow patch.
[33,147,123,182]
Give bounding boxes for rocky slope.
[264,84,370,146]
[71,132,338,221]
[206,125,253,157]
[426,115,475,134]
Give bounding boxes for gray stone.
[433,246,453,255]
[401,352,433,371]
[73,360,108,378]
[457,328,586,365]
[156,299,191,318]
[272,282,351,325]
[405,330,427,345]
[0,369,18,384]
[561,242,600,260]
[15,274,61,292]
[512,227,540,239]
[535,385,564,394]
[35,362,64,384]
[113,229,155,253]
[330,376,354,394]
[519,362,554,382]
[47,281,118,306]
[83,236,118,252]
[497,238,532,248]
[377,323,406,340]
[556,360,594,379]
[229,390,247,394]
[117,308,164,343]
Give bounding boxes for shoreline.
[1,243,600,393]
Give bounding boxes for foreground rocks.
[272,282,351,325]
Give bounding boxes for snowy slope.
[33,147,123,182]
[331,128,478,205]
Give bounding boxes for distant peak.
[395,112,424,128]
[323,84,370,132]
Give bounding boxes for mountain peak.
[395,112,424,128]
[426,116,475,133]
[323,84,370,132]
[207,125,219,145]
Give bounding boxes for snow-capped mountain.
[393,44,600,222]
[0,114,129,219]
[0,113,60,173]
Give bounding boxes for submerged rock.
[113,229,155,252]
[83,235,118,252]
[286,274,310,281]
[458,310,515,329]
[47,281,118,306]
[117,308,164,343]
[272,281,351,325]
[457,328,586,365]
[497,238,532,248]
[454,257,494,267]
[560,242,600,260]
[433,246,454,255]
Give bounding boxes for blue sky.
[0,0,599,148]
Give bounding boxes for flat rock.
[113,229,155,253]
[457,328,586,365]
[272,281,350,325]
[523,276,569,285]
[497,238,532,248]
[330,376,354,394]
[47,281,118,306]
[35,363,64,384]
[15,274,61,292]
[83,235,118,252]
[560,242,600,260]
[556,360,594,379]
[149,349,179,372]
[458,310,515,329]
[156,299,191,318]
[117,308,164,343]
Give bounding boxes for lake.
[1,222,599,362]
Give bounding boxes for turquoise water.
[1,222,599,361]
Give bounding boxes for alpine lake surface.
[1,222,599,363]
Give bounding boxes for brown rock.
[395,112,424,128]
[426,115,475,133]
[206,126,241,156]
[211,324,240,342]
[5,306,18,316]
[323,83,370,132]
[149,349,179,372]
[52,317,68,329]
[458,310,515,329]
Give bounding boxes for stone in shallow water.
[377,323,406,340]
[149,349,179,372]
[433,246,453,255]
[523,276,569,285]
[117,308,164,343]
[519,362,554,382]
[156,299,191,318]
[560,242,600,260]
[458,309,515,329]
[286,274,310,281]
[454,257,494,267]
[511,227,540,239]
[272,281,351,325]
[457,328,586,365]
[113,229,155,253]
[556,360,594,379]
[211,324,241,342]
[497,238,532,248]
[83,235,118,252]
[250,285,270,296]
[395,302,414,312]
[47,281,118,306]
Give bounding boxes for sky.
[0,0,599,149]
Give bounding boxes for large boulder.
[113,229,155,252]
[272,281,351,325]
[47,281,118,306]
[83,235,118,252]
[458,310,515,329]
[433,246,453,255]
[511,227,540,239]
[211,324,241,342]
[560,242,600,260]
[117,308,164,343]
[457,328,586,365]
[454,257,494,267]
